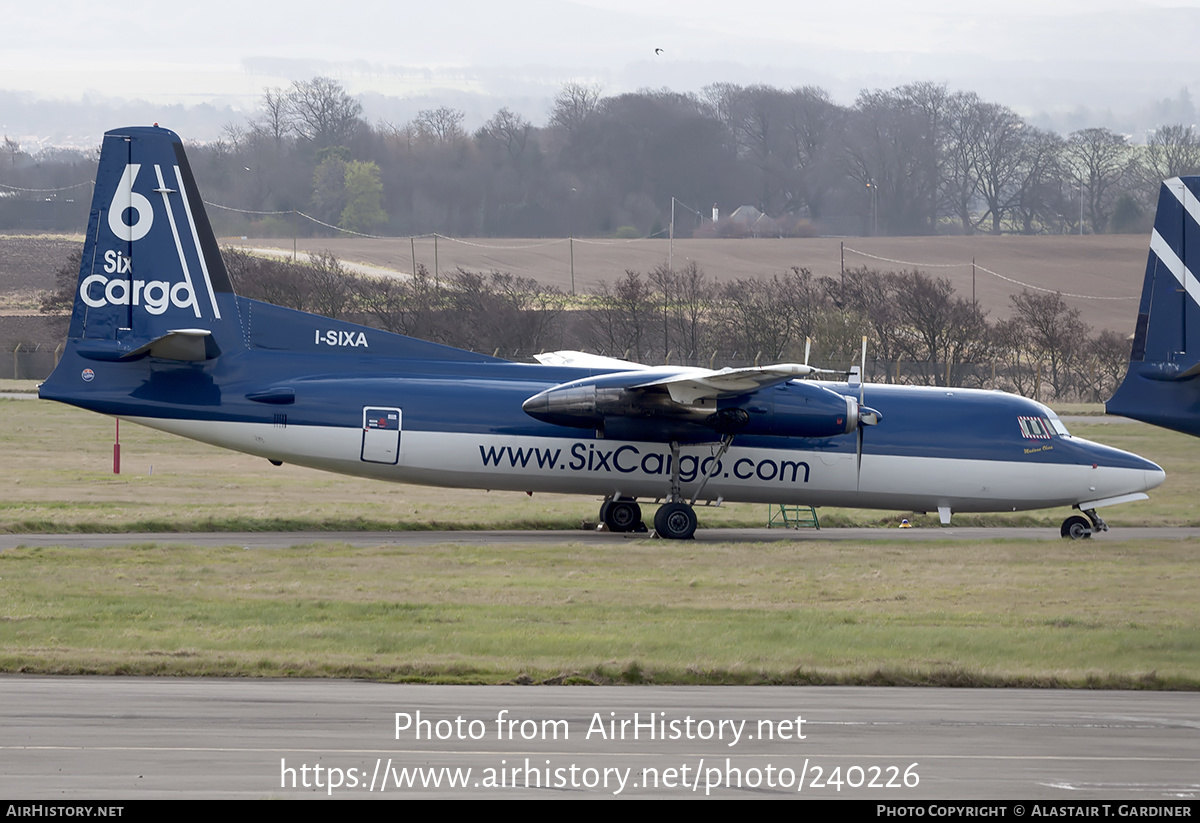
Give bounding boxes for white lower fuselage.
[128,417,1162,515]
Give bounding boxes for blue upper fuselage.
[38,296,1158,475]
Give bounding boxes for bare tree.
[549,82,602,133]
[1064,127,1133,234]
[253,87,294,145]
[1144,123,1200,182]
[287,77,364,149]
[306,250,352,320]
[481,107,532,157]
[416,107,466,144]
[718,268,823,365]
[584,270,657,361]
[1009,290,1090,399]
[1010,127,1065,235]
[844,84,945,235]
[942,91,1039,234]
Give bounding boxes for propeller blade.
[856,424,864,488]
[859,336,867,406]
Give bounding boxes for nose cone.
[1075,438,1165,502]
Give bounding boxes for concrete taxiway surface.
[2,676,1197,799]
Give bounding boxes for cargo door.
[361,407,402,465]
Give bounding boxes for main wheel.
[1060,515,1092,540]
[654,502,697,540]
[603,498,642,533]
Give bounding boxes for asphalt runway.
[2,676,1197,800]
[2,526,1200,550]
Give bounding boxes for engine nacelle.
[735,381,862,438]
[523,373,874,439]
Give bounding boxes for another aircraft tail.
[1107,176,1200,435]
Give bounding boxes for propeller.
[855,336,882,487]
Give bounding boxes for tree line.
[5,78,1200,237]
[217,250,1127,403]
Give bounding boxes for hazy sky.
[5,0,1200,143]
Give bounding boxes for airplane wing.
[630,363,823,404]
[523,361,866,439]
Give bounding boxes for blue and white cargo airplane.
[38,125,1164,539]
[1108,175,1200,438]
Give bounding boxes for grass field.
[2,537,1196,686]
[2,394,1198,686]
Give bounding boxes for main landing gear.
[599,497,643,533]
[599,436,735,541]
[1060,508,1108,540]
[654,501,697,540]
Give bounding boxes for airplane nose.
[1145,466,1166,491]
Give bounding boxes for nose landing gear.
[1061,508,1108,540]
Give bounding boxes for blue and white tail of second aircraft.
[1108,176,1200,435]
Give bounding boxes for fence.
[9,344,61,380]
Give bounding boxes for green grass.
[1,537,1195,685]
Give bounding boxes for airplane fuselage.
[41,336,1161,517]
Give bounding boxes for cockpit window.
[1018,416,1054,439]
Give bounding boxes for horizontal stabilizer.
[124,329,219,361]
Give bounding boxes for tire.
[604,498,642,533]
[654,502,697,540]
[1060,515,1092,540]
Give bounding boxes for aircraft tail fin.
[66,125,239,354]
[1107,176,1200,435]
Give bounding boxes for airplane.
[1107,175,1200,437]
[38,125,1165,540]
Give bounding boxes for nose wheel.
[1061,508,1108,540]
[1060,515,1092,540]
